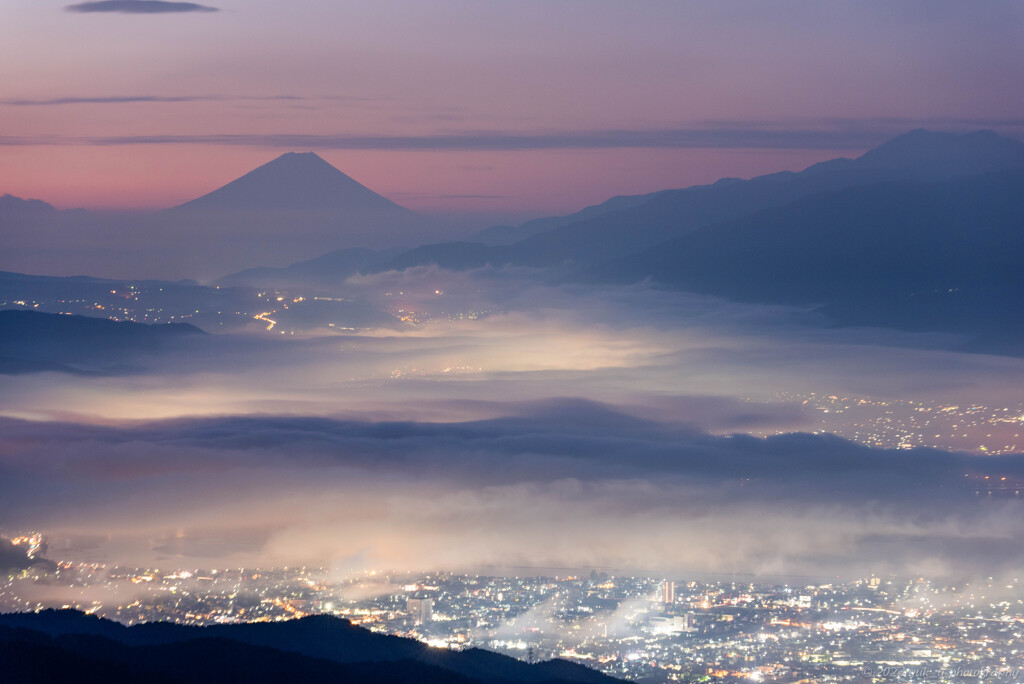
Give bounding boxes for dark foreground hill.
[0,610,620,684]
[0,309,204,374]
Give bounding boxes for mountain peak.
[0,194,55,212]
[174,152,410,213]
[856,128,1024,176]
[268,150,331,165]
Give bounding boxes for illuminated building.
[407,597,433,625]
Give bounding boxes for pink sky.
[1,1,1022,217]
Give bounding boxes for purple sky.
[1,1,1022,217]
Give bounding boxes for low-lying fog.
[2,267,1023,579]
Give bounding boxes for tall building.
[648,613,697,635]
[662,580,675,606]
[407,597,434,625]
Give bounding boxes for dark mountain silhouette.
[173,152,412,213]
[584,169,1024,348]
[365,129,1024,275]
[471,191,667,246]
[144,152,444,277]
[0,154,447,280]
[0,193,58,215]
[0,610,621,684]
[854,128,1024,178]
[0,309,205,374]
[0,627,481,684]
[379,241,505,273]
[0,196,77,273]
[0,269,200,298]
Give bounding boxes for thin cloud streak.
[2,119,1021,151]
[0,95,381,107]
[0,129,890,151]
[0,130,905,151]
[2,96,209,106]
[65,0,218,13]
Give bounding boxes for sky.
[2,1,1023,215]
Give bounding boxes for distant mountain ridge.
[4,129,1024,282]
[0,609,621,684]
[0,193,57,213]
[470,191,667,246]
[854,128,1024,177]
[363,129,1024,275]
[583,168,1024,350]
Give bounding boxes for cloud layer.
[1,274,1022,582]
[3,404,1022,579]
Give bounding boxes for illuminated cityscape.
[768,393,1024,456]
[4,539,1023,682]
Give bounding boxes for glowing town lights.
[254,311,277,331]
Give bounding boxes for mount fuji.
[172,152,413,214]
